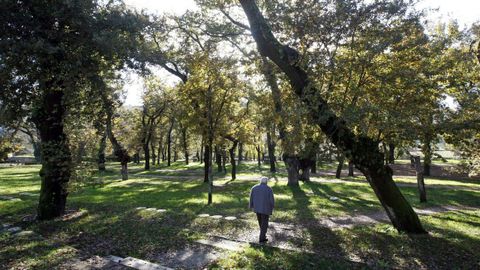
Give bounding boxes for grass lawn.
[1,162,479,269]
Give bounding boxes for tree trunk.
[204,144,209,183]
[215,145,222,172]
[151,141,156,166]
[34,90,71,220]
[298,158,311,182]
[336,155,344,179]
[220,148,226,173]
[97,130,106,171]
[388,143,395,164]
[348,160,354,177]
[422,137,432,177]
[144,141,150,170]
[239,0,425,233]
[167,120,174,166]
[157,140,162,164]
[412,156,427,202]
[267,132,276,172]
[102,92,129,181]
[284,154,299,186]
[182,127,189,165]
[229,141,238,180]
[200,137,204,164]
[207,141,213,204]
[238,142,243,165]
[256,145,261,167]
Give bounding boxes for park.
[1,0,479,269]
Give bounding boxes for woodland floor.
[0,161,479,269]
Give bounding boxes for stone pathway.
[105,255,173,270]
[0,195,21,201]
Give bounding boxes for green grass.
[1,162,479,269]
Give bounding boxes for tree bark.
[102,91,129,181]
[388,143,395,164]
[284,154,299,186]
[151,140,156,166]
[215,145,222,172]
[97,130,107,171]
[182,127,189,165]
[144,140,150,170]
[157,140,162,164]
[204,144,210,183]
[412,156,427,202]
[336,155,344,179]
[229,141,238,180]
[238,142,243,165]
[167,119,174,166]
[239,0,425,233]
[34,90,71,220]
[422,137,432,177]
[348,160,354,177]
[267,131,276,172]
[256,145,261,167]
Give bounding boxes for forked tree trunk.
[34,90,72,220]
[240,0,425,233]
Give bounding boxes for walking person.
[249,176,275,243]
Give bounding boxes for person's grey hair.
[260,177,268,184]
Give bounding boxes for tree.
[238,0,426,233]
[0,0,148,219]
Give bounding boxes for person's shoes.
[259,238,268,243]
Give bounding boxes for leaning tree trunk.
[34,90,72,220]
[97,130,107,171]
[240,0,425,233]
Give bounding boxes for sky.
[122,0,480,106]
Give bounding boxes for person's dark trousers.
[256,213,269,242]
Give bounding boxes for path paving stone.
[154,246,220,270]
[210,215,223,219]
[67,255,130,270]
[198,213,210,217]
[19,192,37,196]
[224,216,237,220]
[155,209,166,213]
[105,256,173,270]
[15,230,35,237]
[136,207,147,210]
[6,226,22,233]
[196,236,248,251]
